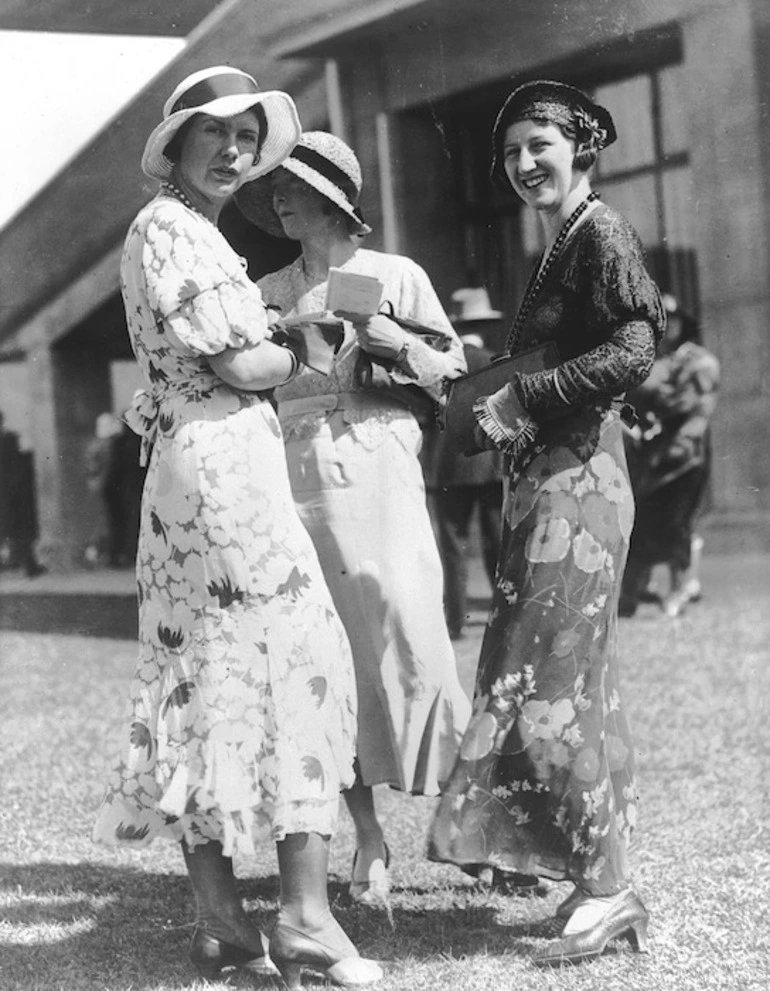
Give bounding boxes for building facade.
[0,0,767,566]
[285,0,770,550]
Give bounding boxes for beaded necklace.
[505,191,599,354]
[161,180,217,225]
[161,180,252,273]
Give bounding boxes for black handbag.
[354,304,453,421]
[442,341,561,453]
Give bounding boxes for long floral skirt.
[429,408,636,896]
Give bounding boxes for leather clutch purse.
[354,305,455,421]
[443,341,561,454]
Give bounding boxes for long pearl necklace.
[161,180,217,225]
[505,191,599,354]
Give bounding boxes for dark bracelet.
[279,346,300,384]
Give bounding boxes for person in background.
[84,412,123,566]
[103,418,146,568]
[422,287,504,640]
[620,293,720,617]
[13,448,46,578]
[0,411,20,568]
[93,67,381,989]
[235,131,470,912]
[429,80,665,967]
[0,412,46,577]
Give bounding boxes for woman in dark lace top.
[429,81,665,967]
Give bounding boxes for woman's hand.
[337,312,408,360]
[277,320,345,375]
[264,305,282,338]
[472,423,498,453]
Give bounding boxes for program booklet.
[325,268,384,316]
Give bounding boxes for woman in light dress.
[236,131,471,908]
[93,67,381,990]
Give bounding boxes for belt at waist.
[277,391,410,421]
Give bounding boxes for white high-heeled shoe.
[350,843,391,910]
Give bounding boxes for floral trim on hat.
[573,106,609,150]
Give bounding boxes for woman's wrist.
[393,333,410,364]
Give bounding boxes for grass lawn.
[1,553,769,990]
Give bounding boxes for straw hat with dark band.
[235,131,372,237]
[141,66,301,182]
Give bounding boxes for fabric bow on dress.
[124,389,160,467]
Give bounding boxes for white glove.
[337,312,408,360]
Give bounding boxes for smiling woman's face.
[503,119,577,216]
[177,110,260,205]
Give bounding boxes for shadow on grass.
[0,593,138,638]
[0,862,197,989]
[0,863,562,988]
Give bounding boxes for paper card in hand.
[325,268,384,316]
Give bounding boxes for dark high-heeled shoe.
[189,926,278,978]
[461,864,540,894]
[270,922,382,990]
[533,888,649,967]
[555,885,591,919]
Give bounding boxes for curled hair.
[163,116,197,164]
[163,103,269,164]
[548,116,598,172]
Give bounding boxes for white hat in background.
[450,286,503,323]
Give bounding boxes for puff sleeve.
[141,205,268,356]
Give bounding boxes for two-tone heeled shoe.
[188,926,278,978]
[270,922,382,990]
[554,885,591,919]
[350,842,391,908]
[533,888,649,967]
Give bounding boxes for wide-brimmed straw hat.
[141,65,301,182]
[491,79,616,190]
[235,130,372,237]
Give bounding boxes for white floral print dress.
[93,192,357,857]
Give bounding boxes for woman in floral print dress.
[93,67,382,989]
[429,81,665,967]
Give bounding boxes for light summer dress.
[93,192,357,857]
[259,249,471,795]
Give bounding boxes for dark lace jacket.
[477,203,666,453]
